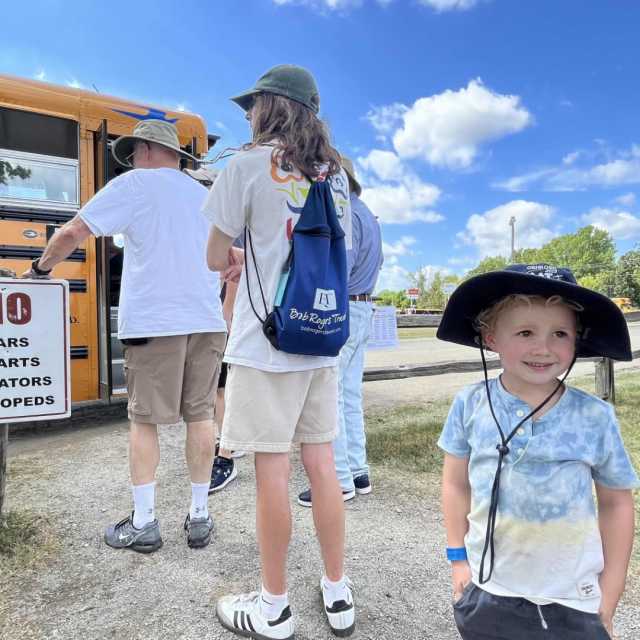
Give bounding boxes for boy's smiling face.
[484,299,578,394]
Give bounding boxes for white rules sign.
[0,279,71,423]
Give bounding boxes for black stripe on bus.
[0,245,86,262]
[68,279,87,293]
[0,205,75,224]
[71,346,89,359]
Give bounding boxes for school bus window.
[0,148,79,208]
[0,107,78,159]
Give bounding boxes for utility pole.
[509,216,516,262]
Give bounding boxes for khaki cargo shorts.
[124,332,226,425]
[220,364,338,453]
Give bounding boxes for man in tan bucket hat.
[24,119,227,552]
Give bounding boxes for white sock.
[132,482,155,529]
[260,585,289,620]
[190,482,210,520]
[322,575,349,604]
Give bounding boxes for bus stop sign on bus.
[0,278,71,423]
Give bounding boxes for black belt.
[349,294,372,302]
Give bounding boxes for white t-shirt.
[202,145,351,372]
[80,168,226,339]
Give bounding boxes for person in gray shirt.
[299,155,383,506]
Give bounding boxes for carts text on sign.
[0,278,71,423]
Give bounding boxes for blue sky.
[3,0,640,291]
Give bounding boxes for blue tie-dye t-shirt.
[438,377,639,613]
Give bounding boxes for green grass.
[0,510,57,576]
[397,327,437,340]
[366,400,449,473]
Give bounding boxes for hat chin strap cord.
[477,337,577,585]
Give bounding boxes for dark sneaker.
[216,591,295,639]
[353,474,372,495]
[104,512,162,554]
[321,576,355,637]
[297,487,356,508]
[209,456,238,494]
[184,513,214,549]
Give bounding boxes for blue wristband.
[446,547,467,562]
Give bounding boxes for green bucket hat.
[340,155,362,197]
[231,64,320,114]
[112,119,199,168]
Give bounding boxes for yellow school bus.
[0,74,216,406]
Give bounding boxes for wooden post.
[0,423,8,517]
[595,357,615,404]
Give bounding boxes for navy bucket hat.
[437,263,632,361]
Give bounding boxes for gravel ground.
[1,371,639,639]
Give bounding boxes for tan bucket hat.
[340,155,362,197]
[112,119,199,167]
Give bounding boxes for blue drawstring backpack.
[245,178,349,357]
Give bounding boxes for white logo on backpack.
[313,289,337,311]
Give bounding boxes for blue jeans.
[332,301,373,492]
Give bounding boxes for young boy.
[436,264,638,640]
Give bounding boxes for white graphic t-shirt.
[80,168,226,339]
[202,145,351,372]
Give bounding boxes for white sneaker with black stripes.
[321,576,355,637]
[216,591,295,640]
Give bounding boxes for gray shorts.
[453,584,610,640]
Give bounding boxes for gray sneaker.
[184,513,214,549]
[104,512,163,554]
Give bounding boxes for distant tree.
[578,270,616,297]
[533,226,615,279]
[614,248,640,305]
[0,160,31,186]
[513,247,543,264]
[376,289,410,310]
[420,272,446,310]
[464,256,508,279]
[443,273,460,285]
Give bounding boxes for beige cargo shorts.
[220,364,338,453]
[124,332,226,425]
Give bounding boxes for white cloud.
[391,79,532,169]
[458,200,556,258]
[375,262,412,292]
[34,70,46,81]
[176,104,187,112]
[581,207,640,240]
[616,192,636,207]
[273,0,360,7]
[365,103,408,135]
[562,150,581,165]
[382,236,417,257]
[358,149,404,181]
[361,176,443,224]
[356,149,444,224]
[67,79,83,89]
[496,145,640,192]
[418,0,478,10]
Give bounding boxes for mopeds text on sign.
[0,278,71,422]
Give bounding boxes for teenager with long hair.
[203,65,355,639]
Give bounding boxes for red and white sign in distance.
[0,278,71,423]
[406,287,420,300]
